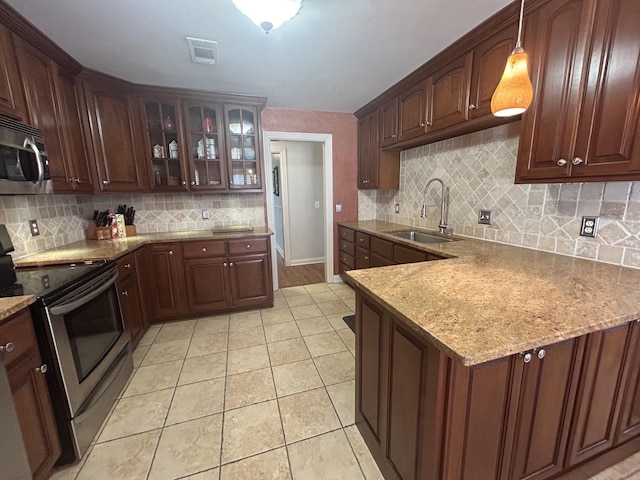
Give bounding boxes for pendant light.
[490,0,534,117]
[232,0,302,34]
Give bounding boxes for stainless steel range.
[0,226,132,465]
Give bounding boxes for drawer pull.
[121,290,128,296]
[522,352,532,363]
[0,342,14,352]
[571,157,583,165]
[364,256,369,260]
[168,250,173,255]
[223,263,227,267]
[202,247,207,253]
[230,262,234,267]
[246,244,251,249]
[537,349,546,360]
[557,158,567,167]
[36,364,48,374]
[124,263,131,269]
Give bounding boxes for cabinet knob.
[426,121,432,126]
[420,122,426,127]
[168,250,173,255]
[229,262,234,267]
[359,238,364,242]
[124,263,131,269]
[0,342,14,352]
[223,262,227,267]
[102,180,109,185]
[75,178,81,183]
[468,104,477,110]
[191,181,196,186]
[182,181,187,185]
[121,290,128,296]
[537,349,546,359]
[557,159,568,167]
[571,157,583,165]
[202,247,207,252]
[364,256,369,260]
[68,178,73,183]
[522,352,532,363]
[391,134,396,139]
[246,244,251,249]
[36,364,48,374]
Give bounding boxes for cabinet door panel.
[184,257,229,313]
[356,247,371,269]
[387,322,424,480]
[118,273,145,348]
[443,356,516,480]
[84,84,145,192]
[508,338,582,480]
[427,52,472,132]
[228,253,272,308]
[571,0,640,178]
[398,80,428,142]
[0,25,26,120]
[567,325,630,466]
[380,98,398,147]
[145,245,184,320]
[617,322,640,444]
[515,0,590,182]
[469,24,518,119]
[358,298,384,440]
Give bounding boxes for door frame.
[263,131,334,290]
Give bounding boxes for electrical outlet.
[29,219,40,236]
[478,210,493,225]
[580,216,599,237]
[335,203,342,213]
[201,209,210,220]
[395,204,400,214]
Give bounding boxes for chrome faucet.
[421,177,449,234]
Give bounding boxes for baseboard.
[331,275,343,283]
[289,257,325,266]
[275,244,284,257]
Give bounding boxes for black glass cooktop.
[0,261,112,301]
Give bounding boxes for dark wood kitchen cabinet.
[1,308,61,480]
[228,250,272,309]
[516,0,640,184]
[616,321,640,445]
[357,109,400,190]
[183,240,230,313]
[225,105,262,190]
[0,24,26,120]
[83,78,146,192]
[50,68,94,193]
[379,97,398,147]
[398,80,428,143]
[144,243,185,322]
[116,251,148,347]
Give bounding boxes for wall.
[272,154,284,255]
[360,122,640,269]
[272,141,324,265]
[261,107,358,276]
[3,192,265,259]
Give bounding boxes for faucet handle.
[420,205,427,218]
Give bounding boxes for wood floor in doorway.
[277,253,325,288]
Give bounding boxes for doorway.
[263,132,334,290]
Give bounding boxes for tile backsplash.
[359,122,640,269]
[1,193,265,259]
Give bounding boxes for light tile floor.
[50,282,384,480]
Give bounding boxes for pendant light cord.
[515,0,525,49]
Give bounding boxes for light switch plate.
[580,216,599,237]
[335,204,342,213]
[201,209,210,220]
[478,210,493,225]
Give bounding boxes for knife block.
[125,225,137,237]
[86,224,111,240]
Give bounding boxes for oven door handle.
[49,272,118,316]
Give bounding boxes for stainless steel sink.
[388,230,458,244]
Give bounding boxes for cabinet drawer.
[0,309,36,367]
[371,236,394,260]
[228,237,268,255]
[339,226,356,243]
[339,251,355,269]
[394,245,427,264]
[339,239,355,256]
[356,232,370,249]
[356,247,371,269]
[117,252,136,280]
[183,240,226,259]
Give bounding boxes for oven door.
[45,265,130,416]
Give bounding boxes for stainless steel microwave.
[0,115,52,194]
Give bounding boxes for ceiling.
[6,0,514,113]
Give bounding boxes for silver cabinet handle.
[68,178,73,183]
[75,178,81,183]
[469,104,477,110]
[425,121,432,126]
[391,134,396,139]
[102,180,109,185]
[522,352,532,363]
[168,250,173,255]
[124,263,131,269]
[0,342,14,352]
[572,157,583,165]
[364,256,369,260]
[420,122,426,127]
[557,159,567,167]
[182,181,187,185]
[538,349,546,359]
[121,290,128,296]
[223,262,227,267]
[36,364,48,374]
[191,181,196,185]
[229,262,234,267]
[246,244,251,249]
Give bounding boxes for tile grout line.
[216,314,232,479]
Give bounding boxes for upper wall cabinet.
[516,0,640,183]
[225,105,261,190]
[398,80,429,143]
[83,80,146,192]
[380,98,398,147]
[0,25,26,120]
[357,109,400,190]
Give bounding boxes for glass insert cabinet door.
[184,101,227,190]
[142,100,188,190]
[225,105,261,189]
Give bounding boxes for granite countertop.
[342,220,640,366]
[14,227,273,267]
[0,296,36,322]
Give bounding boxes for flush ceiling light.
[491,0,534,117]
[232,0,302,34]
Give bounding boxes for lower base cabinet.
[355,290,640,480]
[1,309,61,480]
[142,236,273,323]
[116,251,148,348]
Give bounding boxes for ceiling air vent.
[186,37,218,66]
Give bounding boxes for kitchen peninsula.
[342,220,640,480]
